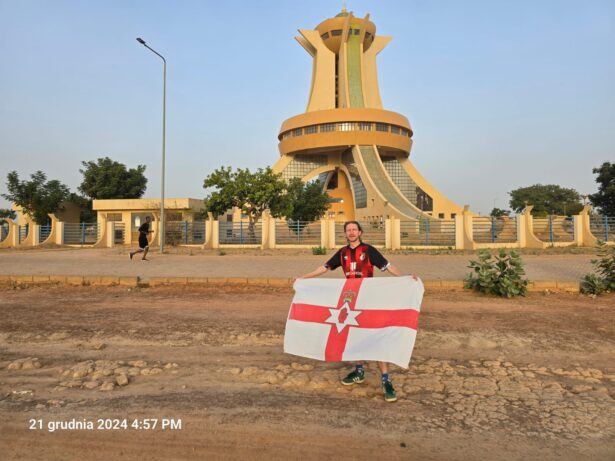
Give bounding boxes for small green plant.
[465,249,528,297]
[218,250,227,256]
[312,246,327,255]
[581,241,615,295]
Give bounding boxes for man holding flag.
[295,220,416,403]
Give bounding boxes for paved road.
[0,248,595,281]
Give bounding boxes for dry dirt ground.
[0,285,613,460]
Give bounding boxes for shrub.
[465,249,528,297]
[312,246,327,255]
[581,242,615,295]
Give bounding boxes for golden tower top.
[295,10,391,112]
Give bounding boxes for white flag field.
[284,276,424,369]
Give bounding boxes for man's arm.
[366,245,417,279]
[297,265,329,279]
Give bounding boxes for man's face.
[146,217,151,222]
[345,223,361,243]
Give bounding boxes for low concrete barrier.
[0,275,581,292]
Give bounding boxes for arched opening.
[305,168,355,222]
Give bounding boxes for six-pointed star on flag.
[325,301,362,333]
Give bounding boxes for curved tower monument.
[273,8,463,222]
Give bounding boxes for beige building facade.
[272,8,463,222]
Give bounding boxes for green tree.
[203,167,290,222]
[284,178,330,223]
[67,193,97,223]
[589,162,615,216]
[2,171,70,224]
[490,207,511,218]
[509,184,582,216]
[78,157,147,200]
[0,208,16,225]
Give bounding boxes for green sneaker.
[382,380,397,402]
[341,369,365,386]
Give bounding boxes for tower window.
[331,29,342,36]
[337,122,353,132]
[321,32,329,40]
[292,128,303,137]
[390,125,400,134]
[304,125,318,134]
[358,122,372,131]
[321,123,335,132]
[376,123,389,132]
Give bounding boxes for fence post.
[548,215,553,243]
[80,222,85,245]
[491,216,496,243]
[605,215,609,241]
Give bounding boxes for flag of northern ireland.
[284,276,424,369]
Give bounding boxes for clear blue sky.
[1,0,613,214]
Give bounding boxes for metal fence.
[165,221,207,245]
[64,222,100,245]
[113,222,126,244]
[39,224,52,243]
[473,216,517,243]
[590,215,614,242]
[275,220,321,245]
[400,219,456,246]
[0,223,8,242]
[18,224,29,244]
[335,221,386,246]
[219,220,262,245]
[532,216,574,243]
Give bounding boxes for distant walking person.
[130,216,153,261]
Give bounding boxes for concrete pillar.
[211,220,219,249]
[327,219,336,249]
[386,218,400,249]
[516,215,526,248]
[122,212,132,245]
[268,217,276,249]
[573,215,583,246]
[0,221,18,248]
[579,205,598,247]
[521,206,546,248]
[55,222,65,245]
[204,216,220,249]
[32,224,41,246]
[461,205,475,250]
[106,222,115,248]
[392,218,401,250]
[260,214,270,249]
[455,214,465,249]
[320,219,328,248]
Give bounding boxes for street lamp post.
[136,37,166,254]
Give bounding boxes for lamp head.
[136,37,146,45]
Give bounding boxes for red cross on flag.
[284,276,424,369]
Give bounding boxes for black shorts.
[138,235,149,249]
